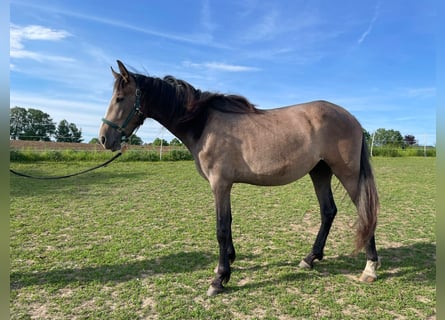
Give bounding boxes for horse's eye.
[116,97,124,103]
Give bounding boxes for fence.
[369,145,436,157]
[367,132,436,157]
[9,140,193,162]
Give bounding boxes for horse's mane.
[139,74,262,139]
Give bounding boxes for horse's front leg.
[213,227,235,273]
[207,182,234,296]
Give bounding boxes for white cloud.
[11,3,228,49]
[200,0,216,34]
[243,10,279,42]
[404,87,436,98]
[11,24,70,43]
[10,24,73,62]
[357,3,381,44]
[183,61,260,72]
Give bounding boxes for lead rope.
[9,146,127,180]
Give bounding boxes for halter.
[101,79,144,142]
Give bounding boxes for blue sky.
[10,0,436,146]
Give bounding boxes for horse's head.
[99,60,145,151]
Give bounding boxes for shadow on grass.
[11,242,435,292]
[10,250,216,289]
[229,241,435,293]
[320,241,436,282]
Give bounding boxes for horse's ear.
[111,66,120,80]
[116,60,130,83]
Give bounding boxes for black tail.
[355,135,379,253]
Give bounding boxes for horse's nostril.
[100,136,106,146]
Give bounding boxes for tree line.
[10,106,185,146]
[363,128,421,148]
[11,106,424,148]
[88,136,183,146]
[10,107,83,142]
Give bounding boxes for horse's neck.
[141,78,175,126]
[144,92,194,149]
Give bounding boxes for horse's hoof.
[359,258,381,283]
[298,259,312,269]
[359,272,377,283]
[207,285,223,296]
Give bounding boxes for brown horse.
[99,60,380,296]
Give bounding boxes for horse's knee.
[321,205,337,223]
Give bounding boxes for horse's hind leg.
[299,161,337,269]
[359,235,380,282]
[335,166,380,282]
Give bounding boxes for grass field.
[10,157,436,319]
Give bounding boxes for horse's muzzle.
[99,124,122,152]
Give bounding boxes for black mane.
[137,73,262,139]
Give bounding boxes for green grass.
[10,158,436,319]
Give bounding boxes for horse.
[99,60,380,296]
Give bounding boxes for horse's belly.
[235,159,315,186]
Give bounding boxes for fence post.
[370,132,375,157]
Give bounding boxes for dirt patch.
[29,303,49,319]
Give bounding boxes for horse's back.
[196,100,363,185]
[268,100,361,134]
[239,100,363,160]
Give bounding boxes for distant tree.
[69,123,83,143]
[55,120,71,142]
[129,134,143,145]
[55,120,83,142]
[10,106,28,140]
[152,138,169,146]
[89,137,100,144]
[404,135,417,146]
[170,138,183,146]
[373,128,404,147]
[27,108,56,141]
[10,107,56,141]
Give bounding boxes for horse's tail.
[354,134,379,254]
